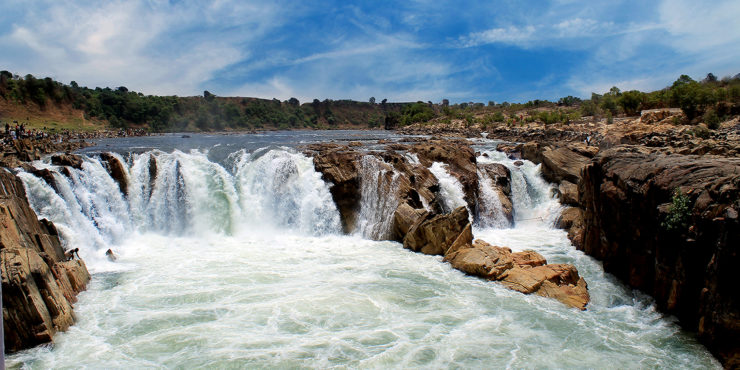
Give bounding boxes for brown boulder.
[557,181,579,206]
[403,206,471,255]
[392,203,429,241]
[511,250,547,267]
[444,240,514,279]
[444,238,589,310]
[100,152,129,196]
[500,264,589,310]
[51,153,84,170]
[540,146,590,184]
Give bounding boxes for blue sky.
[1,1,738,103]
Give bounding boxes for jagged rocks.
[444,239,590,310]
[307,143,443,235]
[579,146,740,366]
[100,152,129,196]
[51,153,84,170]
[0,169,90,353]
[308,145,362,233]
[410,140,479,207]
[403,206,471,255]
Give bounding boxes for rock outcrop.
[402,206,471,255]
[100,152,129,196]
[0,169,90,353]
[579,146,740,367]
[51,153,84,170]
[410,140,479,207]
[307,143,445,236]
[444,239,590,310]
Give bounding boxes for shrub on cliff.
[661,188,691,232]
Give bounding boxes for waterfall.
[356,155,400,240]
[18,148,341,271]
[476,150,562,227]
[428,162,469,216]
[476,169,511,229]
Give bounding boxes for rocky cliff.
[578,146,740,367]
[0,168,90,353]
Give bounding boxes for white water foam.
[8,143,720,369]
[428,162,469,217]
[356,155,400,240]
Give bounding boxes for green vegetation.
[1,70,738,131]
[0,71,405,131]
[661,188,692,232]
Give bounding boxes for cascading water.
[17,147,341,271]
[356,155,400,240]
[476,168,511,229]
[7,134,720,368]
[428,161,469,215]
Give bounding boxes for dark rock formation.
[308,145,362,233]
[410,140,479,208]
[0,169,90,353]
[579,146,740,367]
[403,206,471,255]
[307,143,443,235]
[100,152,129,196]
[51,153,84,170]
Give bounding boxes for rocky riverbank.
[492,132,739,367]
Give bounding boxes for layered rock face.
[0,169,90,353]
[578,147,740,367]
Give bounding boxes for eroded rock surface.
[444,239,590,310]
[579,146,740,366]
[0,169,90,353]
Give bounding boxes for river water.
[7,131,719,368]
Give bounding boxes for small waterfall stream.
[356,155,400,240]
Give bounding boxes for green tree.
[618,90,645,116]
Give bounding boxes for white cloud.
[658,0,740,52]
[0,1,282,95]
[463,25,537,47]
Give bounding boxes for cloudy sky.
[1,0,738,103]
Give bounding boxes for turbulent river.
[7,132,719,368]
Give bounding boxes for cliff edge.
[0,168,90,353]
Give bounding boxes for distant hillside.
[2,70,738,133]
[0,71,408,132]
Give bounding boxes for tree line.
[1,71,738,131]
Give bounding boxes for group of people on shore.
[3,121,55,143]
[1,120,151,145]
